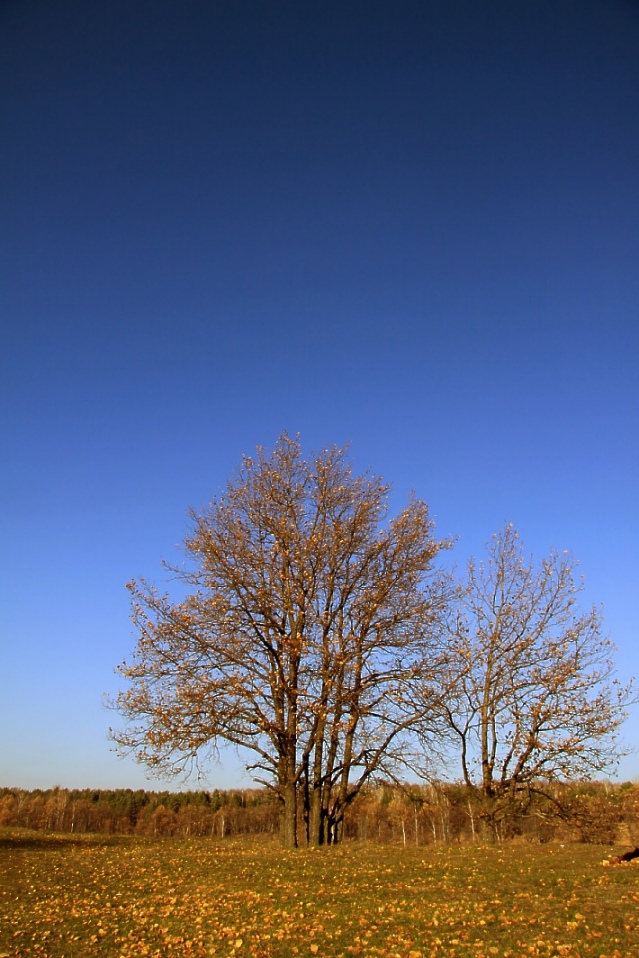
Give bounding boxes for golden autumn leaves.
[2,832,639,957]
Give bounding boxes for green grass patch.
[1,829,637,957]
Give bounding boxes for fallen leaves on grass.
[1,833,638,957]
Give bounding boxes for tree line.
[2,782,638,846]
[0,787,275,838]
[110,435,634,847]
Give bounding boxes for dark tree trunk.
[279,780,298,848]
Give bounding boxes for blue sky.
[1,0,638,791]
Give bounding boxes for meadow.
[1,831,637,958]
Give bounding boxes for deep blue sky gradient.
[1,0,638,789]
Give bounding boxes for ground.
[1,831,638,957]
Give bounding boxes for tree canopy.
[112,435,451,846]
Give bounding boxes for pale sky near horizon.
[1,0,638,792]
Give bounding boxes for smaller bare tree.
[434,523,633,838]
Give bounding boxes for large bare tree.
[435,523,632,837]
[112,435,451,846]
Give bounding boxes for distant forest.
[2,781,637,846]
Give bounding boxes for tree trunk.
[280,780,298,848]
[309,786,327,846]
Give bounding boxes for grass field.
[1,831,637,958]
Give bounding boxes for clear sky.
[1,0,638,792]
